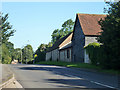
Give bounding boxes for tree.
[47,42,53,47]
[0,13,15,64]
[2,44,11,64]
[61,19,74,35]
[51,29,60,44]
[0,12,2,45]
[51,19,74,44]
[12,48,21,62]
[1,13,15,43]
[0,13,2,63]
[6,42,14,60]
[98,2,120,69]
[22,44,34,64]
[34,44,47,62]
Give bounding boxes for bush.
[2,44,12,64]
[27,60,33,64]
[84,42,105,66]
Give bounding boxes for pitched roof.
[46,32,73,52]
[59,42,72,51]
[77,13,106,36]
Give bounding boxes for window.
[67,49,70,58]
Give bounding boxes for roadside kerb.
[0,74,14,89]
[0,74,23,89]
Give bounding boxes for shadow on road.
[19,66,82,78]
[45,79,117,90]
[18,65,118,89]
[19,67,45,70]
[19,66,76,78]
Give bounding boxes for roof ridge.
[46,32,73,52]
[55,32,73,43]
[77,13,106,36]
[77,13,106,16]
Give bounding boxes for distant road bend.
[9,64,119,89]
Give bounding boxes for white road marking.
[37,66,117,89]
[90,81,116,89]
[65,74,117,89]
[64,74,83,79]
[55,72,117,89]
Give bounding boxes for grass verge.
[35,61,120,75]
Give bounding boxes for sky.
[2,1,107,51]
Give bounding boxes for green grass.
[35,61,120,75]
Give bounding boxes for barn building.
[46,13,106,63]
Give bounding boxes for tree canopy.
[34,19,74,63]
[1,13,15,43]
[98,1,120,69]
[51,19,74,44]
[34,44,48,62]
[2,43,11,64]
[22,44,34,64]
[0,13,15,64]
[12,48,21,62]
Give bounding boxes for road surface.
[8,64,119,89]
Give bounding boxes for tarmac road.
[8,64,119,89]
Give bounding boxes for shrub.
[85,42,110,69]
[84,42,102,66]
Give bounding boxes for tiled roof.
[46,32,73,52]
[77,13,106,36]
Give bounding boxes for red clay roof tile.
[77,13,106,35]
